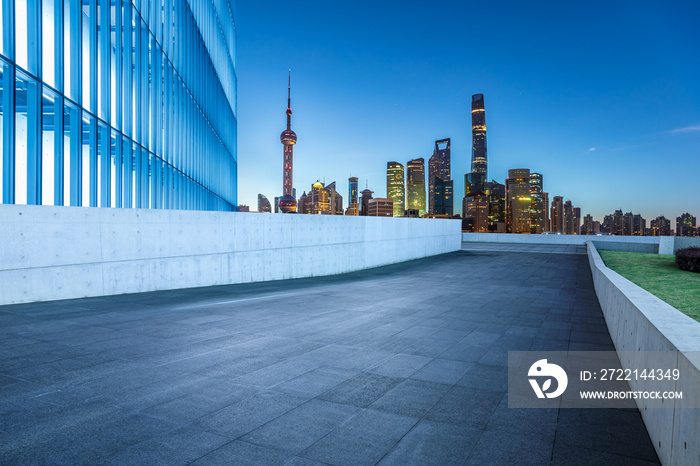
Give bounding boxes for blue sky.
[236,0,700,226]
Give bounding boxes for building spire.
[286,70,292,130]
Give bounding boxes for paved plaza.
[1,245,659,465]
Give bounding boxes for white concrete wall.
[587,241,700,466]
[0,205,462,305]
[463,232,700,254]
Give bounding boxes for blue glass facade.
[0,0,237,210]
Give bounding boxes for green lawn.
[598,250,700,323]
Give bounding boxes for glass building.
[1,1,237,211]
[386,161,404,217]
[406,157,425,216]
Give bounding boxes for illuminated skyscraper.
[529,173,546,234]
[348,177,359,205]
[406,158,426,216]
[428,139,452,215]
[506,169,531,233]
[471,94,487,178]
[279,72,297,213]
[386,162,405,217]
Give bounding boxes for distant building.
[348,177,359,205]
[582,214,594,235]
[550,196,564,233]
[650,216,672,236]
[360,188,374,216]
[506,169,531,233]
[428,139,452,215]
[310,181,330,214]
[677,213,697,237]
[257,194,272,213]
[406,158,426,216]
[386,162,405,217]
[237,205,250,212]
[471,94,487,178]
[529,173,546,234]
[486,180,506,232]
[279,72,298,213]
[368,198,393,217]
[323,182,344,215]
[462,193,489,232]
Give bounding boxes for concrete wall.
[463,232,700,254]
[587,241,700,466]
[0,205,462,305]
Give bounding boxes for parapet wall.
[587,241,700,465]
[462,232,699,254]
[0,205,462,305]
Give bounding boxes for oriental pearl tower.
[278,71,298,213]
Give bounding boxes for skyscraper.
[650,216,671,236]
[428,139,452,215]
[257,194,272,213]
[506,169,531,233]
[486,180,506,232]
[348,177,359,206]
[279,72,297,213]
[529,173,546,234]
[360,188,374,216]
[676,213,697,236]
[0,1,237,210]
[386,162,405,217]
[471,94,487,178]
[550,196,564,233]
[406,158,426,216]
[324,182,344,215]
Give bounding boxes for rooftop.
[1,245,658,464]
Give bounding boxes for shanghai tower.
[279,71,298,213]
[471,94,487,179]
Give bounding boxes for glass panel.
[110,130,116,207]
[41,0,55,86]
[0,61,4,200]
[110,2,117,125]
[82,113,90,206]
[63,103,70,204]
[41,88,55,205]
[63,0,73,98]
[82,3,90,110]
[15,74,29,205]
[15,0,28,71]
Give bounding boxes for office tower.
[279,72,297,213]
[551,196,564,233]
[0,1,237,210]
[368,198,394,217]
[506,169,531,233]
[602,215,613,234]
[486,180,506,232]
[562,201,574,234]
[632,214,646,236]
[677,213,697,236]
[386,162,405,217]
[582,214,594,235]
[360,188,374,216]
[573,207,581,235]
[406,158,426,216]
[543,192,550,232]
[462,194,489,232]
[324,182,343,215]
[310,181,330,214]
[471,94,487,178]
[529,173,546,234]
[428,138,452,215]
[650,216,671,236]
[348,177,359,205]
[257,194,272,213]
[464,172,486,198]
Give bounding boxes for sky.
[235,0,700,228]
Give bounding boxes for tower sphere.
[280,129,297,145]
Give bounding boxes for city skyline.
[237,1,699,226]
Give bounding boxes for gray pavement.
[462,241,587,255]
[1,248,659,465]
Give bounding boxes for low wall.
[0,205,462,305]
[463,232,700,254]
[587,241,700,465]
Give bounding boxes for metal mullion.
[26,79,41,205]
[54,94,64,205]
